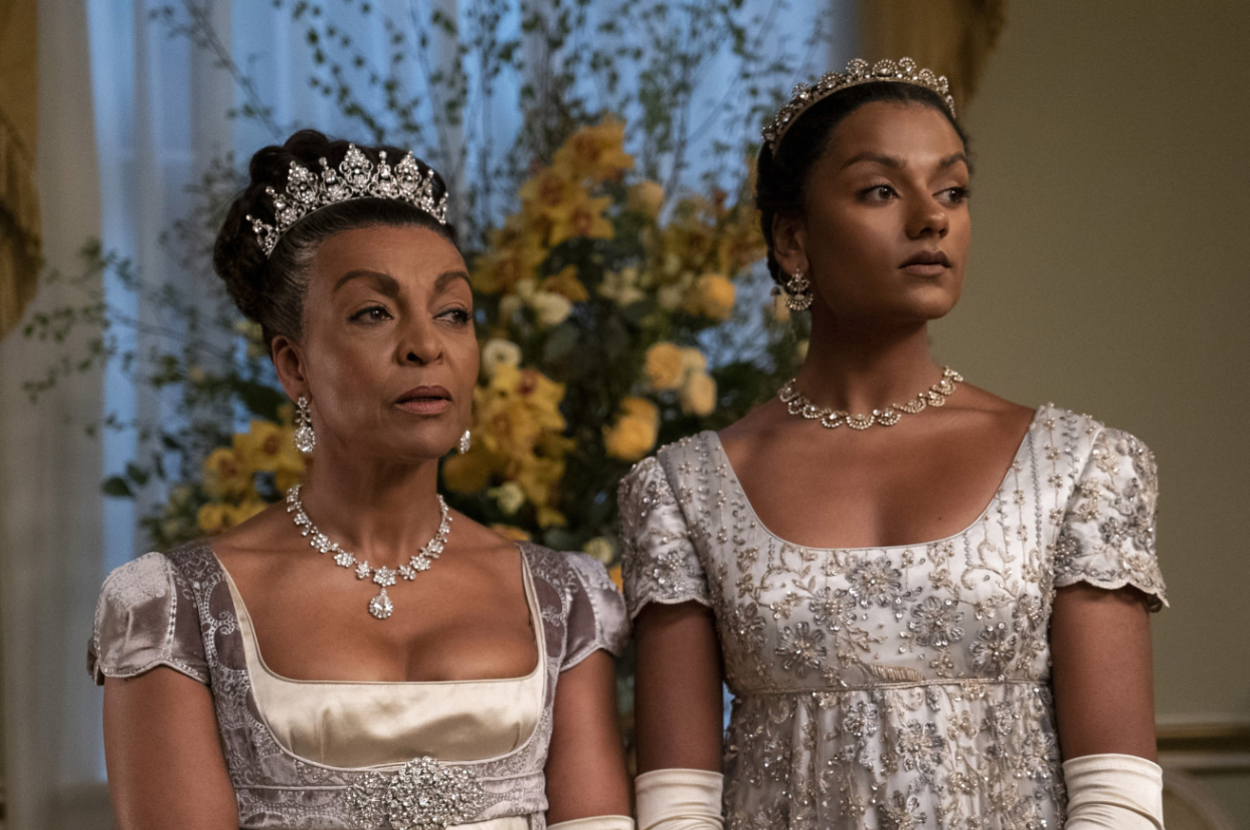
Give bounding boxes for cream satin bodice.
[222,559,545,769]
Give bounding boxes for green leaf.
[102,477,135,499]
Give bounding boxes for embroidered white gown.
[619,405,1166,830]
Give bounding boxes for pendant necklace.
[285,484,452,620]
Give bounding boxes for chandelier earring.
[785,268,813,312]
[459,429,472,454]
[293,395,316,454]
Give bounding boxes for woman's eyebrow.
[434,270,472,292]
[333,269,401,296]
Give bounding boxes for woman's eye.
[438,307,472,326]
[861,184,896,201]
[940,186,971,204]
[350,306,392,323]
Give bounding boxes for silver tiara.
[762,58,955,154]
[246,144,448,258]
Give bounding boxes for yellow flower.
[542,265,590,302]
[604,397,660,462]
[796,339,810,362]
[491,524,533,542]
[644,342,685,391]
[516,456,565,508]
[234,420,302,475]
[679,347,707,375]
[481,338,523,379]
[691,274,736,320]
[608,564,623,591]
[519,166,583,221]
[472,219,547,295]
[582,536,615,565]
[536,506,568,528]
[197,502,232,535]
[554,119,634,181]
[229,498,268,526]
[628,180,665,218]
[442,451,494,494]
[203,447,251,498]
[680,371,718,417]
[547,192,614,247]
[275,466,303,493]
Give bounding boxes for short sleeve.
[618,455,710,620]
[88,551,209,685]
[561,553,629,671]
[1054,427,1168,611]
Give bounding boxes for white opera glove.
[635,768,724,830]
[1062,753,1165,829]
[547,816,634,830]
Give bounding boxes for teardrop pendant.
[368,588,394,620]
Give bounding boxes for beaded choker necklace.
[777,367,963,430]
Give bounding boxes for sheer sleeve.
[618,455,709,620]
[562,552,630,671]
[1054,427,1168,611]
[88,551,209,685]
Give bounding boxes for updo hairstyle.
[213,130,459,348]
[755,82,970,286]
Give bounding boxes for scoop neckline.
[704,405,1044,553]
[211,544,545,688]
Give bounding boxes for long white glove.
[1063,753,1165,829]
[635,768,724,830]
[547,816,634,830]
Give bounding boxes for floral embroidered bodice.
[619,406,1166,830]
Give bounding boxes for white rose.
[489,481,526,515]
[582,536,616,565]
[529,291,573,326]
[499,294,524,321]
[481,338,522,378]
[656,283,684,311]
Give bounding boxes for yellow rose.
[542,265,590,302]
[519,166,582,219]
[481,338,523,379]
[608,564,623,591]
[516,457,565,507]
[679,347,707,375]
[695,274,736,320]
[442,451,493,494]
[234,420,297,474]
[197,502,232,535]
[275,466,303,493]
[628,180,665,217]
[619,396,659,425]
[680,371,718,417]
[644,342,685,391]
[491,524,533,542]
[203,447,250,498]
[604,397,660,462]
[471,220,547,294]
[582,536,615,565]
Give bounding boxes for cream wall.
[934,0,1250,822]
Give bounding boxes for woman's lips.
[395,385,451,415]
[900,250,951,278]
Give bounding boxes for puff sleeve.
[562,553,630,671]
[88,551,209,685]
[1054,427,1168,611]
[618,455,710,620]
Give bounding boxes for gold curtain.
[0,0,40,338]
[859,0,1008,112]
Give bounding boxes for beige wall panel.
[941,0,1250,726]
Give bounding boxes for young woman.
[90,131,633,830]
[620,60,1166,830]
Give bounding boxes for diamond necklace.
[285,484,452,620]
[778,367,964,430]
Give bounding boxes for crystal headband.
[247,144,448,258]
[762,58,956,155]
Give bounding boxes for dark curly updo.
[755,82,970,286]
[213,130,459,347]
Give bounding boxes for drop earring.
[785,268,813,312]
[294,395,316,454]
[459,430,472,454]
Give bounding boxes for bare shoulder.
[944,383,1037,436]
[449,510,530,560]
[716,397,791,462]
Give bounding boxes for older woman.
[621,60,1166,830]
[90,131,632,830]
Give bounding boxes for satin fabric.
[222,558,545,768]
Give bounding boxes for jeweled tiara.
[246,144,448,259]
[761,58,956,155]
